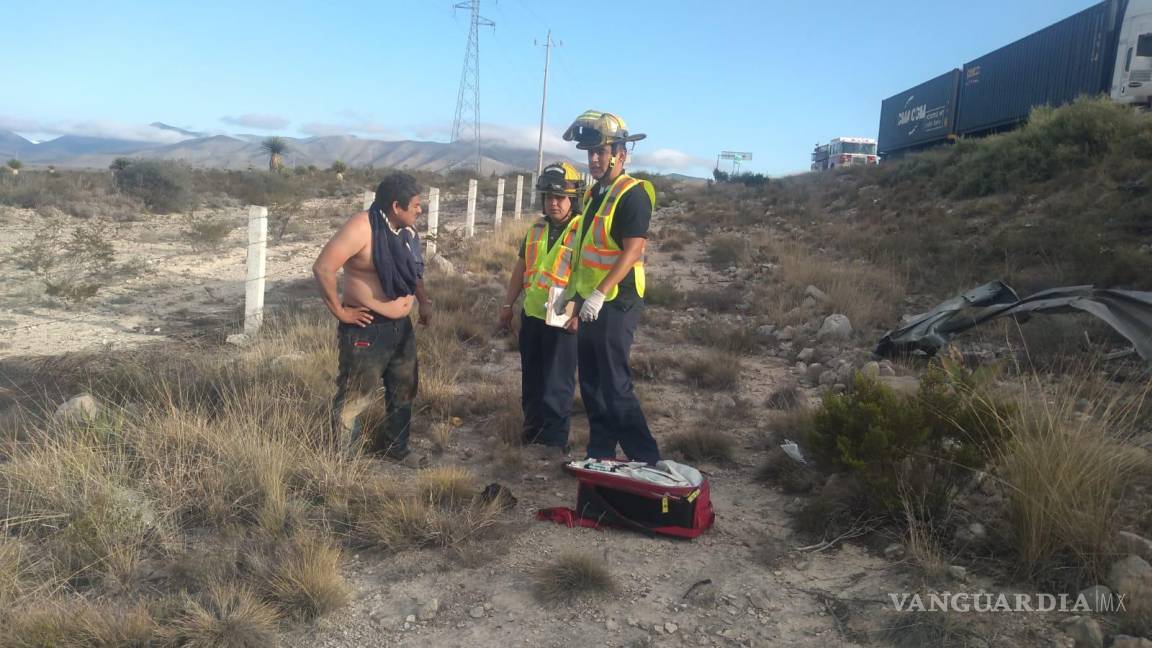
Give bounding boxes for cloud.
[221,113,290,130]
[631,147,709,172]
[0,115,193,143]
[299,111,400,138]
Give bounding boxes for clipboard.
[544,286,575,328]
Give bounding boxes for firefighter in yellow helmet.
[498,161,585,453]
[560,110,660,464]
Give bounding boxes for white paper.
[545,285,575,328]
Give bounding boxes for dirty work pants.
[330,316,418,458]
[519,312,578,447]
[577,302,660,464]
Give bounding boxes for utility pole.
[534,30,559,179]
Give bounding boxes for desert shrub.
[807,359,1011,516]
[665,425,736,463]
[643,279,685,308]
[706,233,750,269]
[532,552,615,603]
[681,351,741,391]
[7,223,117,301]
[185,213,234,250]
[113,160,195,213]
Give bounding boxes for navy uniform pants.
[519,312,578,447]
[577,303,660,464]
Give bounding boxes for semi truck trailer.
[878,0,1152,158]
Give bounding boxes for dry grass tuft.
[996,377,1149,584]
[415,465,476,507]
[765,382,805,410]
[681,351,741,391]
[170,582,280,648]
[665,425,737,464]
[532,552,616,603]
[248,533,348,621]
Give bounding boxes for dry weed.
[533,552,616,603]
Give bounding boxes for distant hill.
[0,127,579,176]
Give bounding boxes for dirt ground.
[0,194,1077,647]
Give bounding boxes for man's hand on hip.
[339,306,374,327]
[579,290,606,322]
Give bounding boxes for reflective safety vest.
[571,174,655,301]
[521,215,583,320]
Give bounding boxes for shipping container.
[877,69,961,156]
[955,0,1125,135]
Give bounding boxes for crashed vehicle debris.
[875,281,1152,363]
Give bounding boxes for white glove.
[579,289,606,322]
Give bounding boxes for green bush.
[113,160,195,213]
[808,359,1011,515]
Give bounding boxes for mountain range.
[0,124,576,176]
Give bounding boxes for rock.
[1077,585,1113,613]
[776,326,795,342]
[879,375,921,396]
[1107,555,1152,597]
[469,605,485,619]
[884,543,905,560]
[626,617,639,627]
[271,353,306,367]
[955,522,988,545]
[757,324,776,337]
[606,619,620,631]
[796,347,815,362]
[818,370,837,387]
[416,597,439,621]
[1116,531,1152,563]
[430,254,456,274]
[805,364,824,384]
[225,333,249,346]
[801,296,818,312]
[804,285,830,304]
[861,361,880,378]
[54,393,100,422]
[879,362,896,377]
[947,565,968,581]
[1112,636,1152,648]
[665,622,679,634]
[405,614,417,623]
[817,314,853,341]
[714,394,737,409]
[1062,616,1104,648]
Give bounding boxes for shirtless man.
[313,171,427,464]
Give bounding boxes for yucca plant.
[260,136,288,172]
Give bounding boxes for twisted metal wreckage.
[874,281,1152,364]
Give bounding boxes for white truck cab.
[811,137,878,171]
[1112,0,1152,105]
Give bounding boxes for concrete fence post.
[465,178,477,238]
[494,178,505,229]
[426,187,440,257]
[362,191,374,211]
[244,205,268,335]
[529,173,537,208]
[514,175,524,220]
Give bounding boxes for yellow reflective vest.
[571,174,655,301]
[521,215,583,320]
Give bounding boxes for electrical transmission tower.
[451,1,494,177]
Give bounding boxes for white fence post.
[244,205,268,335]
[465,178,477,238]
[514,175,524,220]
[494,178,505,229]
[426,187,440,257]
[362,191,374,211]
[529,173,537,208]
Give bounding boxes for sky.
[1,0,1098,176]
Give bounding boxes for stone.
[405,615,417,623]
[776,326,795,342]
[54,393,100,422]
[884,543,905,560]
[665,622,679,634]
[801,296,818,312]
[469,605,485,619]
[804,285,830,304]
[606,619,620,631]
[861,361,880,378]
[225,333,249,346]
[1077,585,1113,613]
[757,324,776,337]
[416,597,439,621]
[805,363,824,384]
[817,314,853,341]
[1116,531,1152,563]
[818,370,837,387]
[947,565,968,581]
[1112,637,1152,648]
[879,362,896,377]
[879,375,921,396]
[1062,616,1104,648]
[955,522,988,545]
[430,254,456,274]
[1107,555,1152,597]
[796,347,816,362]
[714,394,737,409]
